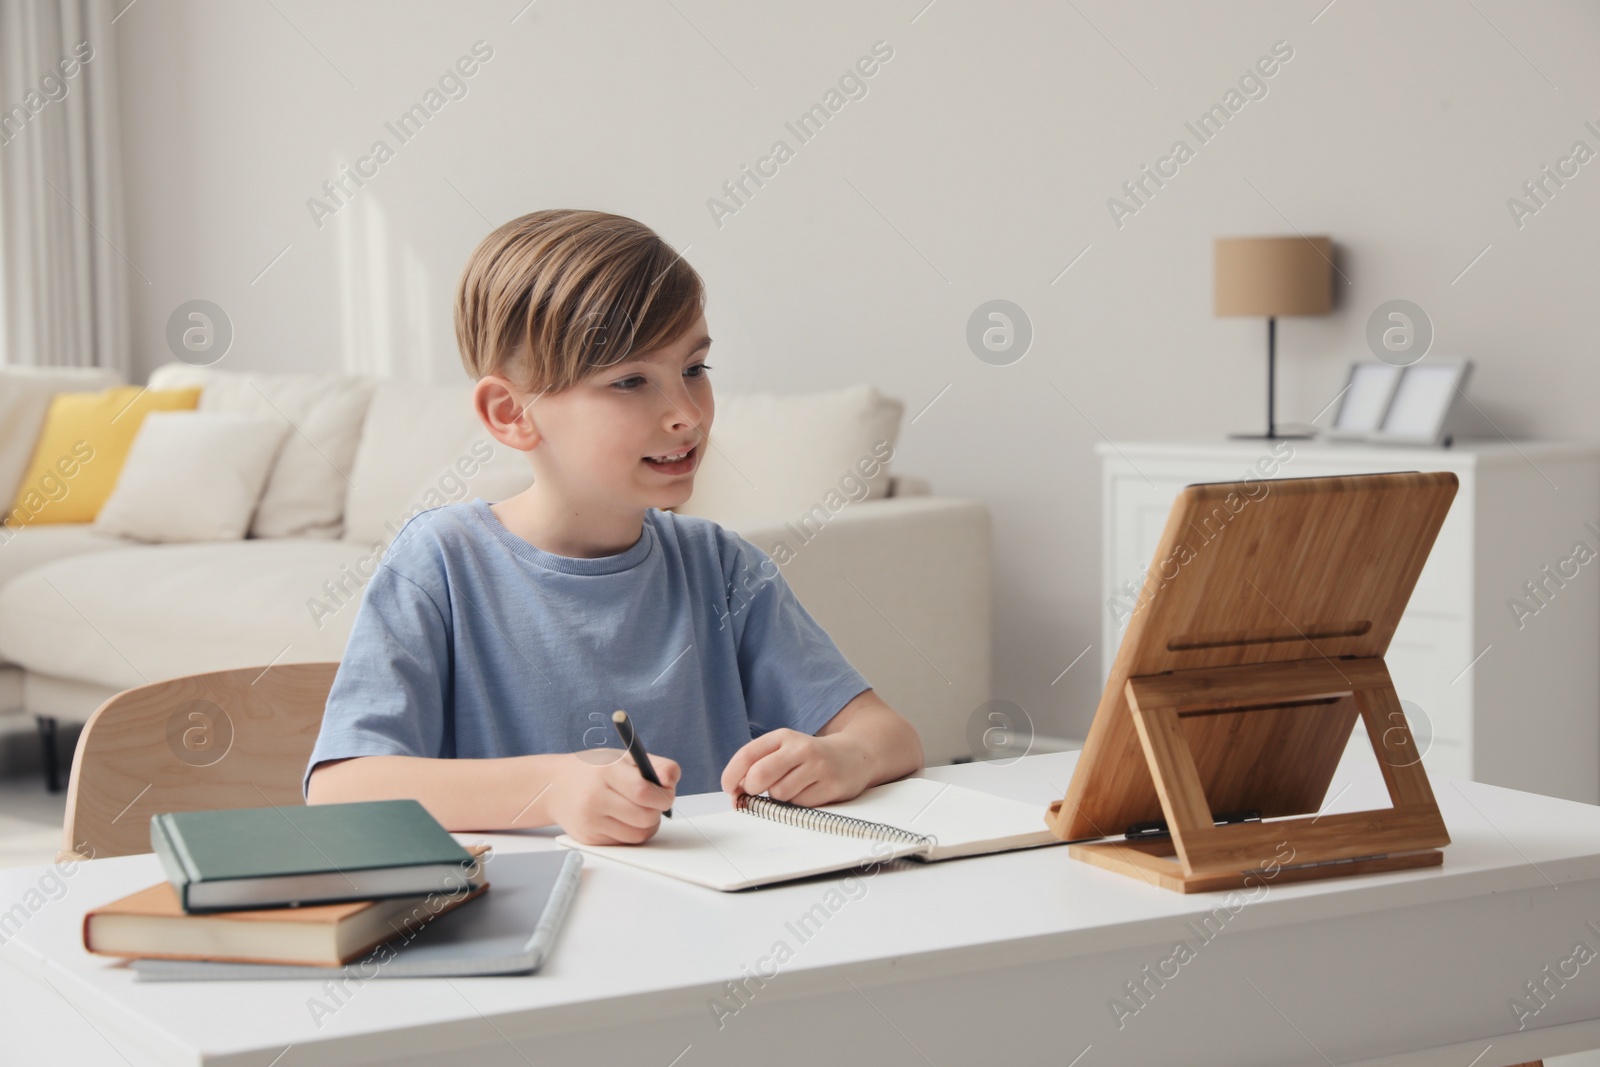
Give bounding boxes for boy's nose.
[662,393,707,431]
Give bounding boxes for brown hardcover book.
[85,846,490,967]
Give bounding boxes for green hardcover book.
[150,800,477,913]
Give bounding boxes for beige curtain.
[0,0,129,374]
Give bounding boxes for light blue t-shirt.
[303,499,872,799]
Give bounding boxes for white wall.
[112,0,1600,741]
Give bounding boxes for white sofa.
[0,364,992,788]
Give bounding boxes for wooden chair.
[57,662,339,862]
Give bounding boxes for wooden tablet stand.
[1045,471,1458,894]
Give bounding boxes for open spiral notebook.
[555,776,1066,891]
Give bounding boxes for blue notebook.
[130,849,582,981]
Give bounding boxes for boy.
[304,209,924,845]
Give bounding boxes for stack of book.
[83,799,490,968]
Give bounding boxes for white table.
[5,750,1600,1067]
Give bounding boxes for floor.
[0,724,68,869]
[0,774,64,867]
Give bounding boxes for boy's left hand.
[721,729,871,808]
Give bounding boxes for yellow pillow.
[6,386,203,526]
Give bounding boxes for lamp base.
[1228,431,1315,440]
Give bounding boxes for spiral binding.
[736,793,935,851]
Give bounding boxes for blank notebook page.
[559,810,928,891]
[818,777,1059,860]
[556,777,1060,890]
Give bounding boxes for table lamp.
[1214,235,1333,439]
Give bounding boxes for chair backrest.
[59,662,339,861]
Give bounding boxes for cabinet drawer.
[1103,474,1192,679]
[1385,611,1473,751]
[1106,476,1191,591]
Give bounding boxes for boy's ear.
[472,375,542,452]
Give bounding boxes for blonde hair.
[454,210,705,393]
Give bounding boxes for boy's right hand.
[548,750,680,845]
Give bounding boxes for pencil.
[610,709,673,818]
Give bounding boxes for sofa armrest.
[732,496,991,767]
[0,366,124,511]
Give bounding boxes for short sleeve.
[723,535,871,738]
[301,562,452,798]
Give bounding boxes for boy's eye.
[611,364,712,391]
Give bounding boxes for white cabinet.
[1098,439,1600,804]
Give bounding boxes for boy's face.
[527,313,714,513]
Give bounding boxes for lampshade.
[1214,236,1333,318]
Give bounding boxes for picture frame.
[1323,358,1472,447]
[1327,362,1402,439]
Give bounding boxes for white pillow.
[673,384,904,527]
[93,412,289,543]
[342,381,534,546]
[146,363,374,539]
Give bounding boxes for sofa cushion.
[92,412,289,543]
[342,381,534,546]
[8,385,203,526]
[148,363,375,539]
[0,366,123,510]
[0,523,167,671]
[0,540,378,690]
[672,384,904,528]
[0,522,127,594]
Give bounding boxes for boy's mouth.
[642,444,698,475]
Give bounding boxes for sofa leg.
[36,716,60,793]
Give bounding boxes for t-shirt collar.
[471,498,656,575]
